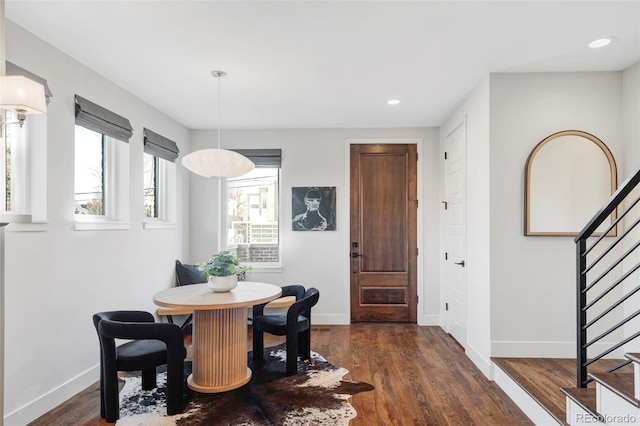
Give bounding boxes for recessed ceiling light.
[387,99,400,105]
[588,37,616,49]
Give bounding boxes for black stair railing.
[575,167,640,388]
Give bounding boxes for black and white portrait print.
[292,187,336,231]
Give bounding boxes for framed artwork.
[292,187,336,231]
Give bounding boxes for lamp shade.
[181,148,255,178]
[0,75,47,114]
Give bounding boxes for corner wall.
[440,77,493,376]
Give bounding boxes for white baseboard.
[314,314,440,326]
[313,313,349,325]
[418,314,440,326]
[491,340,625,358]
[4,365,99,426]
[493,361,560,425]
[466,342,493,379]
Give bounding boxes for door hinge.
[442,201,448,210]
[444,152,448,160]
[416,153,419,161]
[416,248,419,256]
[417,295,419,304]
[445,252,448,260]
[416,199,419,208]
[445,302,449,311]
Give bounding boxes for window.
[74,125,104,215]
[1,111,47,221]
[226,149,281,265]
[2,110,20,213]
[143,153,157,218]
[143,154,177,224]
[142,128,179,226]
[228,168,280,263]
[74,95,132,229]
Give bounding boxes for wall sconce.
[0,75,47,134]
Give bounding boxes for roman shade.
[74,95,133,142]
[6,61,53,104]
[231,149,281,168]
[143,128,180,162]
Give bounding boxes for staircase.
[564,167,640,425]
[563,355,638,424]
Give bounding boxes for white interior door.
[444,122,467,346]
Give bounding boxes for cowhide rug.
[117,344,374,425]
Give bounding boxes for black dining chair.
[252,286,320,375]
[93,310,186,422]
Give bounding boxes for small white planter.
[207,275,238,292]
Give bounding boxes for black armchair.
[93,310,187,422]
[252,286,320,375]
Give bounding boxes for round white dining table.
[153,281,282,393]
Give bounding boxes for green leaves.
[197,250,248,278]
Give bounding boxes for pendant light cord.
[212,70,226,149]
[217,73,221,150]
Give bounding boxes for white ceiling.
[5,1,640,130]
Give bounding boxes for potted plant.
[197,251,251,292]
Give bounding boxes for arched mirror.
[525,130,617,236]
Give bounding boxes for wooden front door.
[350,143,418,322]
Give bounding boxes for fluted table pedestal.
[154,282,281,393]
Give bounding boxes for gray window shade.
[74,95,133,142]
[143,128,180,162]
[6,61,53,104]
[232,149,282,168]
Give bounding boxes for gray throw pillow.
[175,260,206,286]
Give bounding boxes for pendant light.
[182,71,255,178]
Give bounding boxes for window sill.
[0,213,33,223]
[248,264,283,273]
[6,221,48,232]
[0,214,49,232]
[75,221,132,231]
[143,221,177,230]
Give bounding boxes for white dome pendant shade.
[181,71,255,179]
[182,148,255,178]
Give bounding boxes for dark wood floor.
[30,324,535,425]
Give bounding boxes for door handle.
[351,252,363,258]
[454,260,465,267]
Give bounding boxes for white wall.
[621,63,640,352]
[189,127,441,325]
[489,72,624,357]
[622,63,640,174]
[3,21,191,424]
